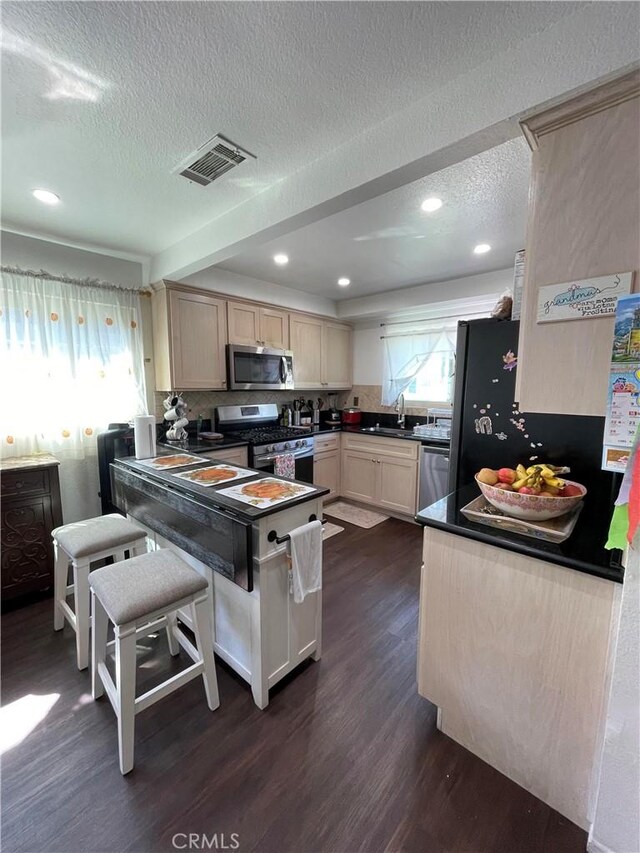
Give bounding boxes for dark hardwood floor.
[2,517,587,853]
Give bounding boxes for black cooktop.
[226,427,309,445]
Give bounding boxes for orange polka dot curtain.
[0,271,147,460]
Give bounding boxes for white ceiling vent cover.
[175,134,256,187]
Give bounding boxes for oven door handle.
[255,450,313,463]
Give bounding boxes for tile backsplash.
[153,390,351,422]
[154,385,448,422]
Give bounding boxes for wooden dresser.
[1,454,63,606]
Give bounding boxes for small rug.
[324,501,389,529]
[322,521,344,541]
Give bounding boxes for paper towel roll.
[134,415,156,459]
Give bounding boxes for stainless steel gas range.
[216,404,314,483]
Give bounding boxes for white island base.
[134,497,323,709]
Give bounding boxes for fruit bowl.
[474,477,587,521]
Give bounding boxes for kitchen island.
[415,487,623,829]
[111,453,329,708]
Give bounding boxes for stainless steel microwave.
[226,345,295,391]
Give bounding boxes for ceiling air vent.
[174,134,256,187]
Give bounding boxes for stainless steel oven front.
[252,436,314,484]
[226,345,294,391]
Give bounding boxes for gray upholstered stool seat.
[52,513,148,670]
[52,513,146,559]
[89,549,208,625]
[90,548,219,775]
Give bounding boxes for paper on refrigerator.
[603,292,640,472]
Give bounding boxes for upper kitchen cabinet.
[228,302,289,349]
[290,313,325,388]
[324,322,353,389]
[290,313,353,389]
[151,282,228,391]
[516,71,640,416]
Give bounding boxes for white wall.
[589,549,640,853]
[349,269,508,386]
[353,325,385,386]
[182,266,337,317]
[1,230,149,522]
[339,267,511,321]
[1,230,145,286]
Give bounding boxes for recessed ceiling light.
[32,189,60,205]
[473,243,491,254]
[273,253,289,265]
[337,278,351,287]
[421,197,443,213]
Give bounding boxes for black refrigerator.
[448,318,618,506]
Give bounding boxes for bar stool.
[52,514,148,670]
[90,548,219,775]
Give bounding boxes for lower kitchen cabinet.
[377,456,419,515]
[313,433,341,501]
[341,434,418,516]
[200,445,249,467]
[1,456,63,606]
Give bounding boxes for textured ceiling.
[216,138,531,299]
[1,1,582,257]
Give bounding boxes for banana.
[542,476,565,489]
[513,462,569,492]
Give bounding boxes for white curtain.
[382,324,457,406]
[0,270,147,520]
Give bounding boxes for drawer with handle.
[1,468,50,498]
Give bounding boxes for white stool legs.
[91,590,219,775]
[53,539,147,670]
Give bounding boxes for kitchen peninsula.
[111,453,328,708]
[415,500,621,830]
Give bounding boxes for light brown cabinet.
[516,71,640,415]
[200,446,248,467]
[290,314,324,388]
[290,313,352,390]
[227,302,289,349]
[150,282,352,393]
[152,283,228,391]
[324,322,352,389]
[313,433,341,501]
[341,434,418,516]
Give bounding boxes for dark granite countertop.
[112,451,328,521]
[157,435,249,453]
[415,483,624,583]
[308,424,449,446]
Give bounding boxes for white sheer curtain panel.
[0,271,147,519]
[381,324,457,406]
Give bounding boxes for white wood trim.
[134,663,204,715]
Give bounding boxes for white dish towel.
[288,520,323,604]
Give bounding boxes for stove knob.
[297,440,305,448]
[266,444,274,453]
[284,442,292,450]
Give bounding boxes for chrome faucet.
[395,393,406,428]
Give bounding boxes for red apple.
[497,467,516,484]
[559,484,582,497]
[518,486,540,495]
[493,482,513,491]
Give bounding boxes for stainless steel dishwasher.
[418,444,450,512]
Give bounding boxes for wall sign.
[537,272,633,323]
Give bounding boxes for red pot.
[342,407,362,425]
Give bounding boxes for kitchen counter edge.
[415,486,624,584]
